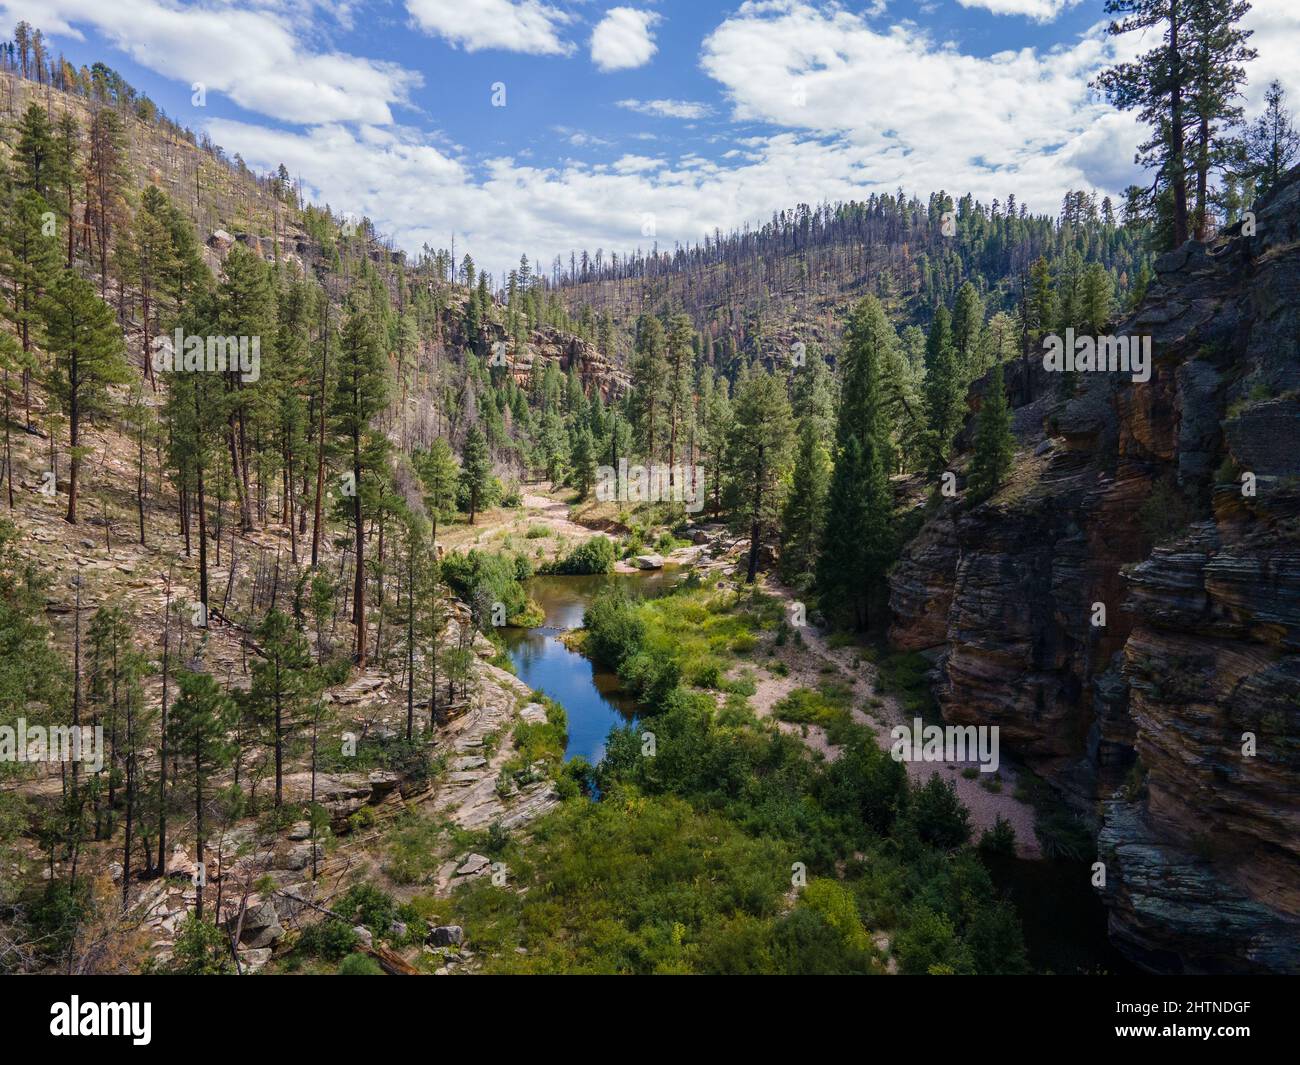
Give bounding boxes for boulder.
[634,554,664,570]
[455,853,490,877]
[428,925,464,948]
[234,901,284,949]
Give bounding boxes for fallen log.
[365,943,420,975]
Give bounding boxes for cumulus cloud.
[699,0,1135,205]
[405,0,573,55]
[616,98,713,119]
[591,7,661,72]
[956,0,1082,21]
[0,0,420,125]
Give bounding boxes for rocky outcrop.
[889,168,1300,972]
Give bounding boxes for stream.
[499,570,681,763]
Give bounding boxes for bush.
[335,883,396,936]
[440,549,539,627]
[546,535,616,575]
[620,648,682,706]
[583,587,646,668]
[771,907,872,975]
[170,913,235,975]
[966,902,1029,975]
[978,815,1017,858]
[895,907,970,975]
[814,738,908,835]
[801,879,872,953]
[908,776,971,851]
[338,952,384,975]
[298,918,360,961]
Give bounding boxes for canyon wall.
[889,171,1300,972]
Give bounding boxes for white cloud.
[956,0,1081,21]
[699,0,1136,208]
[616,98,713,119]
[405,0,572,55]
[1241,0,1300,109]
[553,126,614,147]
[0,0,419,125]
[591,7,660,72]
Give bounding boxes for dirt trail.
[748,579,1042,858]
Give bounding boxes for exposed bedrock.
[888,167,1300,971]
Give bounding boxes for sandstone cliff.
[889,169,1300,973]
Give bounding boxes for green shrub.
[908,776,971,851]
[895,907,970,975]
[546,535,616,575]
[299,918,360,961]
[440,549,540,627]
[583,587,646,668]
[978,815,1017,857]
[169,913,235,975]
[335,883,396,935]
[1139,473,1198,544]
[338,952,384,975]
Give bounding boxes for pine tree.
[416,436,460,544]
[1245,80,1300,198]
[779,418,831,582]
[951,281,986,380]
[726,369,793,583]
[12,103,54,200]
[40,269,129,523]
[1080,263,1115,335]
[1094,0,1196,248]
[818,297,896,629]
[270,274,312,560]
[1186,0,1255,239]
[115,186,178,391]
[0,184,58,431]
[250,608,314,807]
[162,290,225,619]
[698,370,731,517]
[790,342,835,440]
[82,108,128,296]
[665,313,694,477]
[330,301,389,667]
[570,425,597,500]
[51,112,79,268]
[968,363,1015,503]
[459,423,491,524]
[214,243,276,532]
[167,671,234,921]
[629,314,667,462]
[922,305,961,468]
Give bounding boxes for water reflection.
[499,571,681,763]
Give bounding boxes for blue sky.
[8,1,1298,281]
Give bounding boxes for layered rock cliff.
[889,169,1300,973]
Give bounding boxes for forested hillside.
[552,187,1155,375]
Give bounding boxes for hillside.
[552,190,1154,372]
